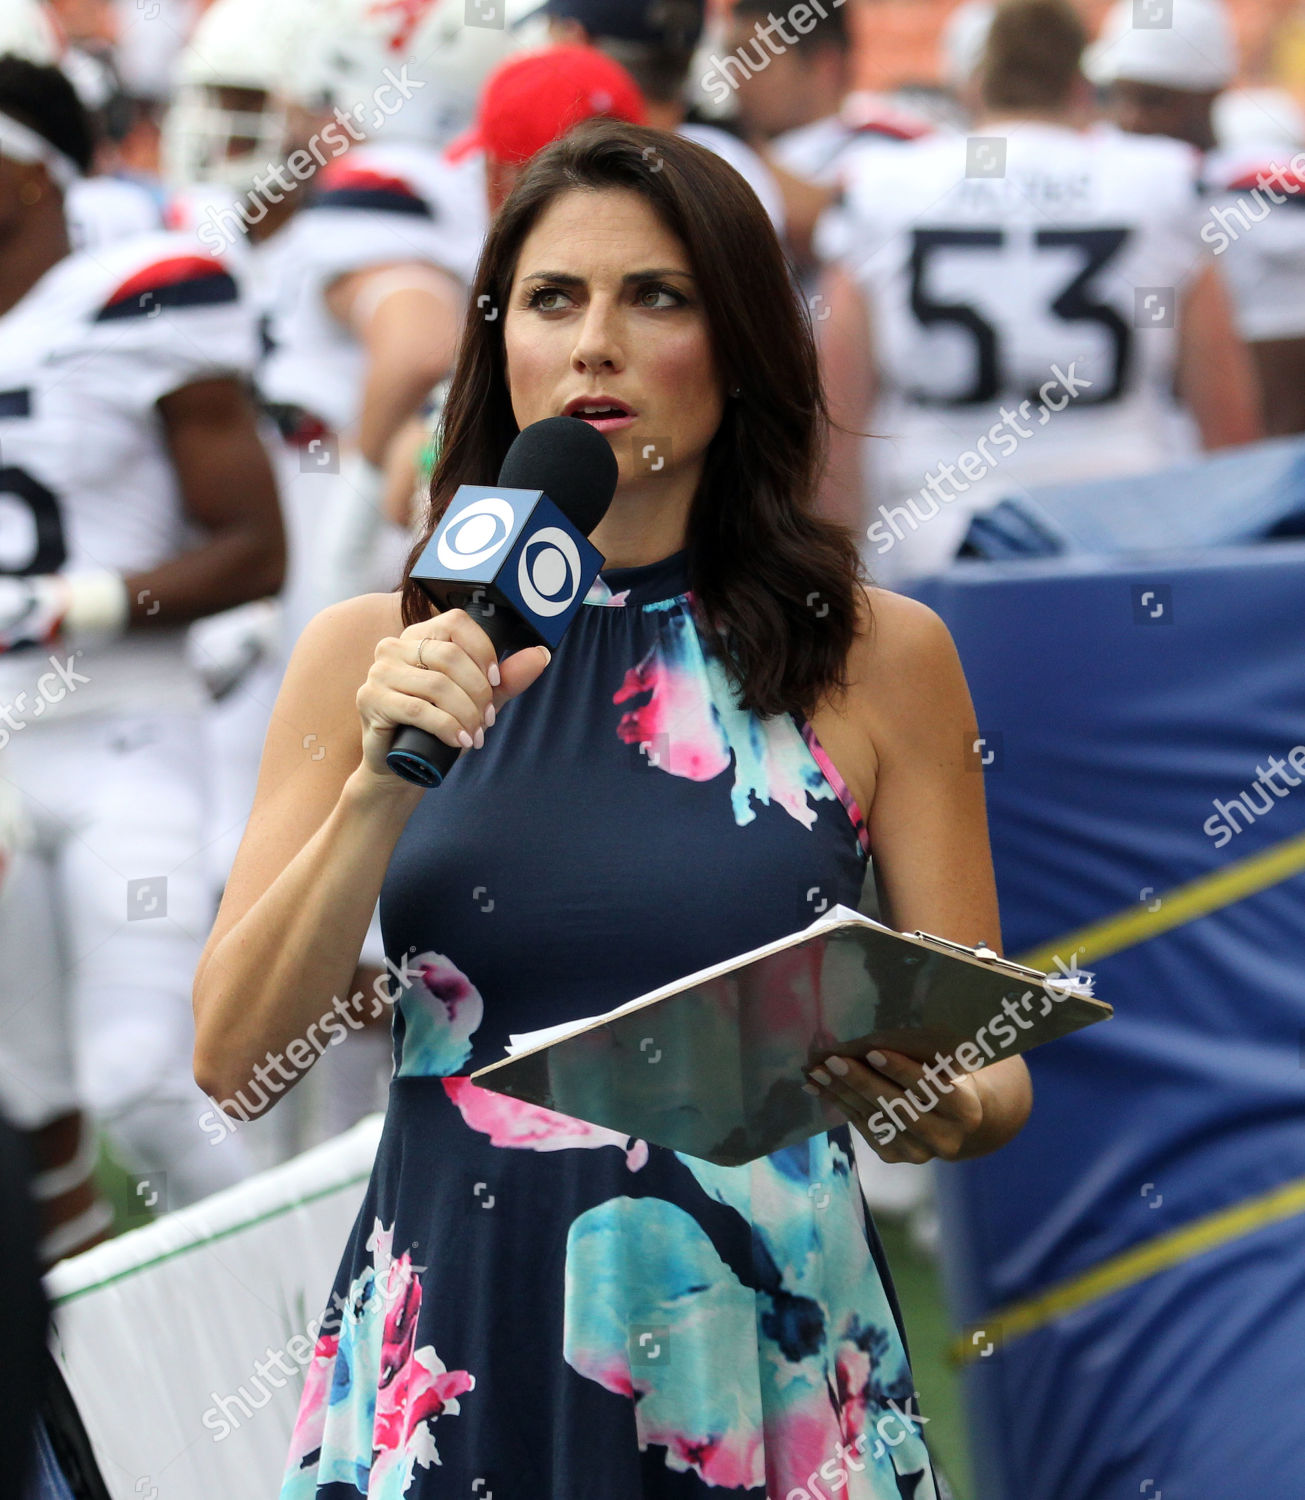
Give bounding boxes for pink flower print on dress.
[443,1075,649,1170]
[394,952,485,1079]
[615,608,840,831]
[583,575,631,606]
[279,1219,475,1499]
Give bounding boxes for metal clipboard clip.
[907,930,1051,984]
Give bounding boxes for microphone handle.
[385,593,542,788]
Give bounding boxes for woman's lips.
[573,413,637,432]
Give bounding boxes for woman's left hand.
[802,1049,986,1163]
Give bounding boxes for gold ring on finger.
[417,636,434,670]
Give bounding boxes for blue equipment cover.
[961,434,1305,557]
[909,541,1305,1500]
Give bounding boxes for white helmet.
[1085,0,1236,92]
[1214,86,1305,151]
[160,0,300,192]
[281,0,527,146]
[0,0,61,65]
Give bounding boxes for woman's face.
[503,187,725,497]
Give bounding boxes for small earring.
[19,180,42,206]
[729,385,741,398]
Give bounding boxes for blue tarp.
[960,434,1305,558]
[909,541,1305,1500]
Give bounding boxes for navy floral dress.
[279,548,940,1499]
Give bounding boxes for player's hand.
[0,576,66,655]
[802,1048,985,1163]
[355,607,551,786]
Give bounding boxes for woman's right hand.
[354,607,552,792]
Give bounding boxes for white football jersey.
[1200,143,1305,341]
[0,231,259,715]
[822,121,1208,576]
[65,174,165,251]
[678,122,786,235]
[771,97,932,187]
[257,141,482,432]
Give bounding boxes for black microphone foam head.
[497,416,619,538]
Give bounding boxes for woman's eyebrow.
[518,268,697,286]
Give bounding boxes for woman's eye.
[525,286,569,311]
[637,284,685,309]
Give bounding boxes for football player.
[723,0,932,281]
[0,55,283,1255]
[1089,0,1305,436]
[543,0,788,234]
[815,0,1262,584]
[167,0,509,1146]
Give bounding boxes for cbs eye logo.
[436,499,582,617]
[436,497,517,570]
[518,528,581,616]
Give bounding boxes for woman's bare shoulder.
[847,583,974,745]
[289,591,406,688]
[274,591,407,744]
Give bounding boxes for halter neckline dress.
[279,546,940,1500]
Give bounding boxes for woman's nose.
[571,299,624,373]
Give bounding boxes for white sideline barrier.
[44,1113,384,1500]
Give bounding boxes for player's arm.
[383,412,435,528]
[325,260,463,469]
[815,261,877,535]
[1176,262,1264,450]
[0,375,283,653]
[804,590,1033,1162]
[118,374,286,625]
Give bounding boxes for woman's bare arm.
[192,591,550,1110]
[192,592,417,1108]
[806,589,1033,1161]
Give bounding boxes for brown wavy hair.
[400,119,870,721]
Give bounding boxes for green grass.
[876,1213,973,1500]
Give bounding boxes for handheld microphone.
[386,416,618,787]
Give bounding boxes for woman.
[194,120,1031,1498]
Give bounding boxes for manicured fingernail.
[488,662,501,687]
[825,1055,849,1076]
[484,703,496,727]
[473,726,485,749]
[810,1068,831,1087]
[538,647,552,665]
[801,1082,820,1096]
[458,729,473,749]
[866,1050,887,1069]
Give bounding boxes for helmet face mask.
[161,83,290,194]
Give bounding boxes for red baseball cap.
[446,45,647,167]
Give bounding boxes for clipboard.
[469,903,1112,1166]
